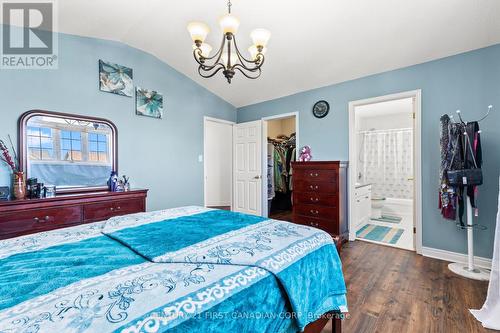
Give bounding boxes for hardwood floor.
[269,209,293,221]
[321,241,490,333]
[219,207,490,332]
[207,206,231,210]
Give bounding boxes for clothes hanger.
[455,105,493,126]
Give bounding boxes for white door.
[204,119,233,207]
[233,120,262,215]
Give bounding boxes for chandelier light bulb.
[187,22,210,43]
[193,43,213,58]
[250,29,271,48]
[219,14,240,34]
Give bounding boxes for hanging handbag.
[446,128,483,186]
[447,168,483,186]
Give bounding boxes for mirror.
[19,110,118,193]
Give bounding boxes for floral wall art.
[99,60,133,97]
[135,87,164,119]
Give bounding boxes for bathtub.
[382,197,413,218]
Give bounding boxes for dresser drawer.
[294,181,337,194]
[113,199,144,216]
[84,199,144,222]
[294,203,339,220]
[0,206,82,239]
[293,192,338,206]
[294,169,337,183]
[293,214,333,233]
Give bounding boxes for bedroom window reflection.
[27,126,53,160]
[61,131,82,161]
[89,133,108,162]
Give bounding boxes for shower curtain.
[359,128,413,199]
[470,176,500,330]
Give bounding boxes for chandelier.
[187,0,271,83]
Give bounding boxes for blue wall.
[0,28,236,211]
[238,45,500,258]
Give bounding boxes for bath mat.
[356,224,404,245]
[370,215,402,224]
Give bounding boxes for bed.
[0,206,347,333]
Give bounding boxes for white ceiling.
[17,1,500,107]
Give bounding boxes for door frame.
[203,116,235,209]
[348,90,422,254]
[261,112,299,218]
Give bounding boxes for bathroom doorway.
[348,91,422,252]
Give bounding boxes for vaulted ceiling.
[20,1,500,106]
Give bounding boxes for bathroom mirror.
[19,110,118,193]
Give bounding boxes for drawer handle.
[309,185,319,190]
[310,222,320,227]
[309,172,319,177]
[310,209,319,215]
[116,206,121,211]
[110,207,114,211]
[33,216,50,223]
[310,197,319,202]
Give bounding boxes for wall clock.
[312,100,330,118]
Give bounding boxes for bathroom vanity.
[353,184,372,229]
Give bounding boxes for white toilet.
[371,196,386,219]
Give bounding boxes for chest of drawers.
[292,161,348,243]
[0,189,148,240]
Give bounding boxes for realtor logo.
[1,0,58,69]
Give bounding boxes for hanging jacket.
[439,115,483,225]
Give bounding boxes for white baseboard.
[206,202,231,207]
[421,246,492,269]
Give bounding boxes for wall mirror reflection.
[19,110,118,193]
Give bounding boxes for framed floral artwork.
[135,87,164,119]
[99,60,133,97]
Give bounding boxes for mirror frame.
[18,110,118,194]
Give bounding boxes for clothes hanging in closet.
[267,143,275,200]
[268,134,296,211]
[439,115,482,225]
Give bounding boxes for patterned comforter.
[0,206,347,333]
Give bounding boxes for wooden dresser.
[292,161,348,243]
[0,189,148,240]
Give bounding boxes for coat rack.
[447,105,492,281]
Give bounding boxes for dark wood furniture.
[0,189,147,240]
[292,161,348,243]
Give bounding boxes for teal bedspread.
[0,235,145,311]
[103,208,347,331]
[0,206,347,333]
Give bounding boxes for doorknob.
[253,175,261,179]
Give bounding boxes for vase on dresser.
[12,171,26,200]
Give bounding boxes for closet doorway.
[204,117,234,210]
[348,90,422,253]
[262,112,298,220]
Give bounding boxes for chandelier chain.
[227,0,232,14]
